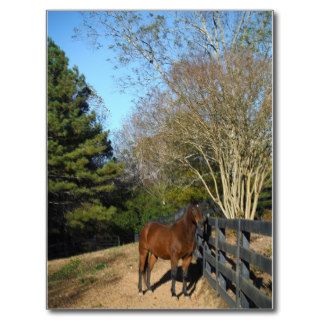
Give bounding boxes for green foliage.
[113,184,206,233]
[47,38,123,251]
[49,258,81,282]
[164,186,208,208]
[114,190,174,233]
[257,174,272,217]
[66,203,117,230]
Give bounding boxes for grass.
[48,258,81,282]
[264,245,272,258]
[94,262,107,271]
[47,244,130,308]
[48,242,230,309]
[48,257,110,285]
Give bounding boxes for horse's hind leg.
[138,248,148,295]
[147,253,157,292]
[170,256,179,299]
[182,255,192,297]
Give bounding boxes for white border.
[1,0,320,319]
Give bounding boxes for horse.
[138,204,203,299]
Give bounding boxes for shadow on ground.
[149,259,203,298]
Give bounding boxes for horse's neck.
[179,211,196,241]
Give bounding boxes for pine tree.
[48,38,123,252]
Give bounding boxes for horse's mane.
[175,204,197,224]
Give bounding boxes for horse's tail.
[138,223,151,288]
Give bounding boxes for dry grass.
[48,232,272,309]
[196,280,229,309]
[47,243,226,309]
[48,244,129,309]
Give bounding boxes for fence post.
[205,215,212,275]
[236,219,241,308]
[240,220,251,308]
[203,240,207,276]
[205,214,211,243]
[214,218,220,296]
[217,220,227,294]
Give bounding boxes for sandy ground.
[48,243,227,310]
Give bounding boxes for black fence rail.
[195,217,272,309]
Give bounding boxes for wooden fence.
[195,216,272,309]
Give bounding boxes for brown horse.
[138,204,203,298]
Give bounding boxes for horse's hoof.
[138,291,143,296]
[172,295,179,301]
[184,294,191,300]
[146,289,153,295]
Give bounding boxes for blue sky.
[47,11,271,139]
[47,11,135,138]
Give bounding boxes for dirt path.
[48,243,227,309]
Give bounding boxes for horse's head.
[190,204,203,224]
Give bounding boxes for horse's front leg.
[170,257,179,299]
[182,255,193,297]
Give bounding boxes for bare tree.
[122,51,271,219]
[166,52,272,219]
[75,11,272,90]
[113,90,191,203]
[76,11,272,219]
